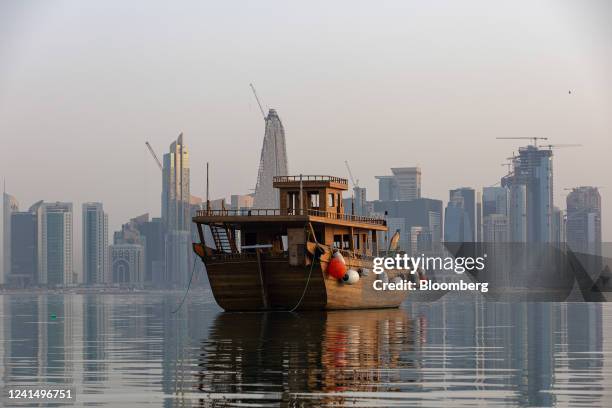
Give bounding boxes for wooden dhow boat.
[192,175,410,311]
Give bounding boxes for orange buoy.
[327,251,347,279]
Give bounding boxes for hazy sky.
[1,0,611,269]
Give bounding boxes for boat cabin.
[193,175,387,263]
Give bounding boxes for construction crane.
[249,83,267,120]
[564,186,604,191]
[496,137,548,147]
[344,160,359,188]
[145,141,163,171]
[501,162,513,173]
[542,144,582,150]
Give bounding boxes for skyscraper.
[82,203,109,285]
[375,176,398,201]
[502,145,553,243]
[253,109,289,209]
[446,188,476,242]
[391,167,421,201]
[162,133,190,233]
[39,202,73,286]
[136,217,164,285]
[566,186,601,256]
[9,208,38,287]
[2,191,19,285]
[162,133,191,286]
[444,191,473,242]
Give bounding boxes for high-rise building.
[162,133,190,233]
[502,145,553,243]
[2,191,19,285]
[444,192,473,242]
[9,210,38,287]
[391,167,421,201]
[375,176,398,201]
[82,203,109,285]
[566,186,601,256]
[446,188,475,242]
[137,217,164,285]
[162,133,191,286]
[253,109,289,209]
[38,202,73,286]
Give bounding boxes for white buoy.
[342,269,360,284]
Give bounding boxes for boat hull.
[203,253,408,311]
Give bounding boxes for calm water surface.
[0,292,610,407]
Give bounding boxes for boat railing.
[196,208,282,217]
[273,175,348,184]
[195,208,385,226]
[306,209,385,226]
[209,251,289,261]
[208,252,258,261]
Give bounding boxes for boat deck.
[193,208,387,230]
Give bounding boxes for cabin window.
[309,192,320,210]
[333,234,342,249]
[342,234,350,250]
[353,234,360,250]
[328,193,335,207]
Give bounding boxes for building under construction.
[253,108,289,209]
[502,145,553,243]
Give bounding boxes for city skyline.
[0,139,606,286]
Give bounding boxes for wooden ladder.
[210,224,237,253]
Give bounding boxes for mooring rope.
[287,253,318,313]
[171,256,198,314]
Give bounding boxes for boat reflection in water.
[195,309,417,405]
